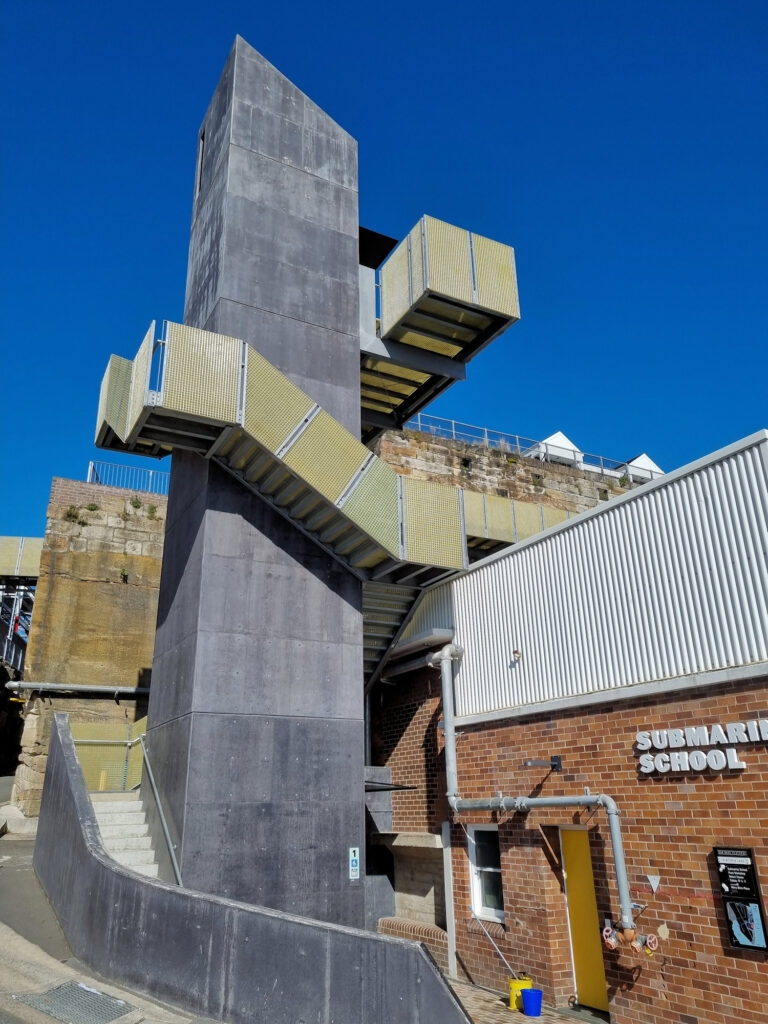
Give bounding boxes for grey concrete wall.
[150,36,367,926]
[35,716,469,1024]
[185,36,360,434]
[149,452,365,921]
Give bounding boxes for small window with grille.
[468,825,505,923]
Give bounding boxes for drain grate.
[14,981,135,1023]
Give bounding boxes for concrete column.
[147,37,365,926]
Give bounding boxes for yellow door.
[560,829,609,1012]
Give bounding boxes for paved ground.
[452,981,607,1023]
[0,841,70,961]
[0,836,216,1024]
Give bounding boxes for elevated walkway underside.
[360,216,520,443]
[96,320,567,681]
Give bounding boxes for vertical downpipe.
[441,820,458,978]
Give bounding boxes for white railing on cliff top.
[87,461,170,495]
[403,413,662,480]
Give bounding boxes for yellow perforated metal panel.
[406,311,475,343]
[392,330,463,358]
[126,322,154,440]
[360,372,416,398]
[403,477,465,569]
[340,459,400,556]
[463,490,486,538]
[409,222,424,297]
[380,238,410,337]
[361,397,398,414]
[515,501,542,541]
[163,322,239,424]
[472,234,520,319]
[18,538,42,577]
[353,548,390,570]
[0,538,20,576]
[105,355,133,442]
[71,717,147,792]
[363,359,429,385]
[485,495,516,543]
[543,506,568,529]
[360,387,399,409]
[96,366,109,443]
[424,217,473,304]
[419,297,490,331]
[282,410,369,504]
[243,347,315,454]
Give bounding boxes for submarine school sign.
[635,718,768,774]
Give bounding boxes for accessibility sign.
[349,847,360,881]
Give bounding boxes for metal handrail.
[404,412,664,480]
[86,460,170,495]
[73,732,182,886]
[138,733,183,886]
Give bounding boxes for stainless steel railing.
[73,733,182,885]
[86,461,170,495]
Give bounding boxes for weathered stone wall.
[375,430,632,513]
[12,478,167,815]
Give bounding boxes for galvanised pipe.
[429,645,635,931]
[427,643,463,801]
[5,681,150,696]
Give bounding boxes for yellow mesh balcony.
[363,216,519,442]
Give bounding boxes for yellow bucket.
[509,976,533,1011]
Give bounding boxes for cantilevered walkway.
[94,217,569,683]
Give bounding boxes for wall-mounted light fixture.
[522,755,562,772]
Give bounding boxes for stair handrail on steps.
[137,733,183,886]
[73,731,182,886]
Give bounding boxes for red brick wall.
[48,477,168,508]
[373,673,768,1024]
[377,918,449,975]
[371,669,448,833]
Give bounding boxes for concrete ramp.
[35,714,470,1024]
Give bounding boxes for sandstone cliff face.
[374,430,631,514]
[12,478,167,815]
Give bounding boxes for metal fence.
[1,634,25,673]
[87,461,170,495]
[403,413,661,479]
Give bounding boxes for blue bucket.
[521,988,543,1017]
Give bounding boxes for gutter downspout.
[429,644,635,932]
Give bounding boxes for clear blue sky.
[1,0,766,536]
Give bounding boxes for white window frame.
[467,825,505,924]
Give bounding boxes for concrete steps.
[91,792,159,878]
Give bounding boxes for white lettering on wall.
[634,716,766,774]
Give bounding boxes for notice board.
[713,847,767,951]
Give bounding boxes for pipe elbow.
[428,643,464,667]
[596,794,619,815]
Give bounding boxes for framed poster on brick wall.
[714,847,767,951]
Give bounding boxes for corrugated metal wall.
[415,435,768,718]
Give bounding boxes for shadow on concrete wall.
[35,715,470,1024]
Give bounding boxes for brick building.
[370,430,768,1024]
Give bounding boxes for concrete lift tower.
[94,35,520,922]
[35,35,519,1021]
